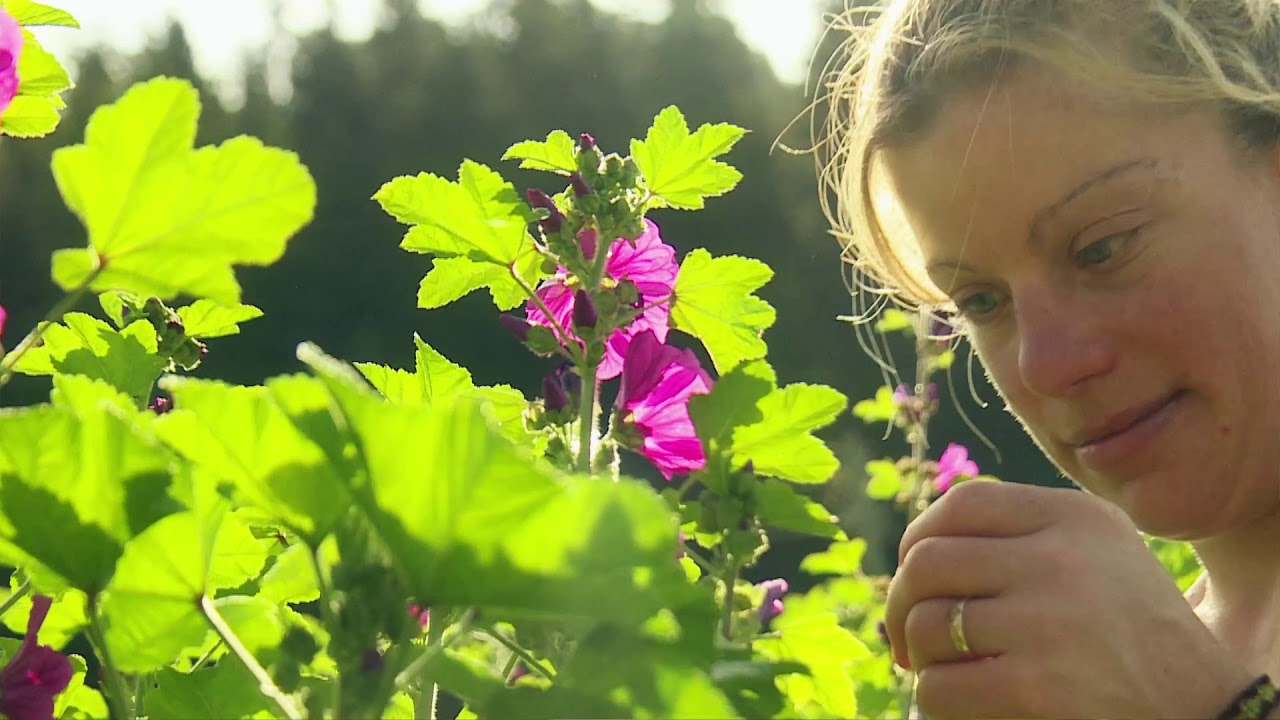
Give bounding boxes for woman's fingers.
[884,534,1026,668]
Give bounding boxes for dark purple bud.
[499,314,533,342]
[526,188,564,233]
[578,228,598,262]
[554,362,582,397]
[149,397,172,415]
[569,172,593,197]
[542,373,570,413]
[877,619,890,646]
[572,290,597,329]
[927,383,940,403]
[579,133,596,152]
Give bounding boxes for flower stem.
[395,609,475,692]
[482,627,556,681]
[509,266,579,363]
[0,578,31,620]
[86,594,135,720]
[310,546,341,717]
[200,595,303,720]
[576,365,598,473]
[720,561,740,640]
[0,271,100,392]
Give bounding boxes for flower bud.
[756,578,789,628]
[149,397,173,415]
[542,373,570,413]
[506,662,530,686]
[0,303,7,338]
[578,228,598,262]
[499,314,533,342]
[569,172,592,197]
[579,132,596,152]
[525,188,564,233]
[928,312,956,347]
[554,362,582,398]
[572,290,598,329]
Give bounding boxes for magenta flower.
[0,8,21,119]
[934,443,979,493]
[615,330,711,480]
[0,595,73,720]
[407,603,429,630]
[525,219,677,380]
[0,303,7,338]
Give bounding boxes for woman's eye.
[1073,226,1144,268]
[956,291,1001,319]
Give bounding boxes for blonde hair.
[815,0,1280,315]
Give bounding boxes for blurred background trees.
[0,0,1058,584]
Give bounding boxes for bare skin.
[877,65,1280,718]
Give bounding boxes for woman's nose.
[1015,289,1116,398]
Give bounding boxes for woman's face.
[882,69,1280,538]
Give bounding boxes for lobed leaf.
[631,106,746,210]
[671,250,774,374]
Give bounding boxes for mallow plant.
[0,3,1202,718]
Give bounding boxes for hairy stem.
[509,266,579,364]
[483,627,556,681]
[576,365,598,473]
[86,594,135,720]
[0,271,100,392]
[0,578,32,621]
[201,595,303,720]
[720,560,740,640]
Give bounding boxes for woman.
[818,1,1280,718]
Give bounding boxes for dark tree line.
[0,0,1057,577]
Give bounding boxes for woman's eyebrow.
[927,157,1160,275]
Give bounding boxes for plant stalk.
[483,627,556,681]
[86,594,135,720]
[0,578,32,621]
[200,595,303,720]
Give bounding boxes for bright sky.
[36,0,831,96]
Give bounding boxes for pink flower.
[615,330,712,480]
[0,8,22,118]
[755,578,789,628]
[526,219,677,380]
[934,443,979,493]
[0,303,7,338]
[0,595,73,720]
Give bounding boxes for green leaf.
[864,460,901,500]
[631,106,747,210]
[732,383,847,484]
[11,313,165,404]
[50,77,316,303]
[755,479,845,539]
[356,335,533,446]
[4,0,79,26]
[1,574,86,650]
[375,161,546,310]
[177,299,265,338]
[155,376,351,541]
[49,373,137,416]
[15,29,70,96]
[145,659,272,719]
[800,538,868,576]
[501,130,578,174]
[690,360,846,483]
[0,405,174,592]
[1146,536,1203,592]
[99,506,270,672]
[0,94,61,137]
[300,344,693,625]
[375,160,535,264]
[671,250,774,374]
[853,386,898,424]
[259,542,320,605]
[754,593,870,718]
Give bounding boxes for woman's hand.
[882,480,1254,720]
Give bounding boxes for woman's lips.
[1072,390,1187,472]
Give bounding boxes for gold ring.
[948,598,972,655]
